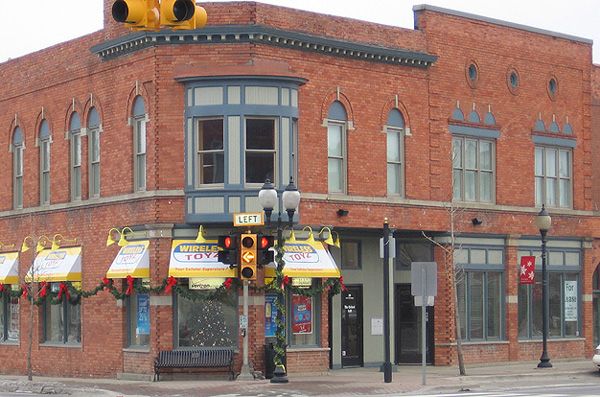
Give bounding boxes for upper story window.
[386,109,405,197]
[39,120,51,206]
[535,146,571,208]
[452,136,495,203]
[197,118,224,185]
[327,101,347,194]
[182,77,303,223]
[245,118,276,184]
[87,108,101,198]
[69,113,82,201]
[132,96,147,192]
[12,127,24,209]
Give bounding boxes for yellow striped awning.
[0,252,19,285]
[26,247,82,283]
[168,240,236,278]
[106,240,150,279]
[265,240,341,278]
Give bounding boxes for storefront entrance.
[341,285,363,367]
[394,284,434,364]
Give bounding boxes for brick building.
[0,1,599,378]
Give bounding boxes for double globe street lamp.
[535,205,552,368]
[258,177,301,383]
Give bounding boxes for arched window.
[39,120,51,205]
[386,109,405,196]
[327,101,347,194]
[69,113,82,201]
[87,107,101,198]
[132,96,147,192]
[12,127,24,209]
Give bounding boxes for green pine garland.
[0,272,344,308]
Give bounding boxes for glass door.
[341,285,363,367]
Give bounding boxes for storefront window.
[396,240,433,270]
[341,241,360,270]
[287,280,320,347]
[176,282,238,347]
[43,284,81,344]
[127,292,150,347]
[518,248,580,339]
[0,294,19,343]
[456,271,503,341]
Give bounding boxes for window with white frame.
[245,118,276,184]
[386,109,405,196]
[327,101,348,194]
[132,96,147,192]
[452,136,494,202]
[12,127,24,209]
[535,146,572,208]
[197,118,224,185]
[70,113,82,201]
[39,120,51,205]
[87,108,101,198]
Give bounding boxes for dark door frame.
[341,285,364,367]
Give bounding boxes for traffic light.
[112,0,160,31]
[160,0,208,30]
[239,234,257,280]
[256,234,275,266]
[217,235,238,266]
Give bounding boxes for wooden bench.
[154,348,235,381]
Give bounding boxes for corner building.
[0,1,599,377]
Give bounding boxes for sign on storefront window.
[564,280,578,321]
[292,294,312,334]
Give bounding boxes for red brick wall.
[0,1,596,377]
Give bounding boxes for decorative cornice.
[91,25,437,67]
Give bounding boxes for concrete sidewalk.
[0,360,598,396]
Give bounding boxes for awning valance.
[265,241,341,278]
[168,240,236,278]
[106,240,150,279]
[26,247,82,282]
[0,252,19,285]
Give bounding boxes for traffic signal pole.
[239,279,253,380]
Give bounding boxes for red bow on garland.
[0,284,4,293]
[223,278,233,290]
[21,284,28,299]
[125,275,134,296]
[39,281,48,298]
[281,275,290,290]
[339,276,348,292]
[57,282,70,301]
[102,277,111,291]
[165,276,177,294]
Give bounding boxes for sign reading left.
[234,212,264,227]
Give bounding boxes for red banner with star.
[519,256,536,285]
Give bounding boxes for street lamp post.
[535,205,552,368]
[259,177,301,384]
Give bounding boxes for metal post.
[238,280,253,379]
[382,219,392,383]
[421,267,426,385]
[271,213,289,383]
[538,229,552,368]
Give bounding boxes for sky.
[1,0,599,63]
